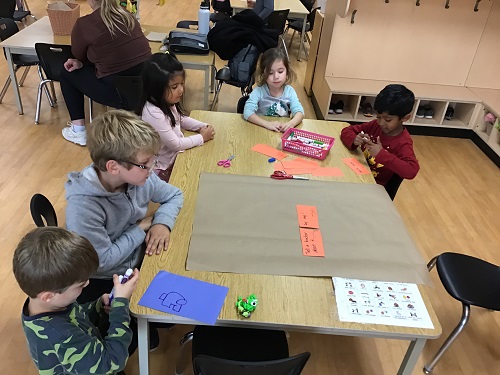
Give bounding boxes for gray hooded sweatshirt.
[65,165,183,279]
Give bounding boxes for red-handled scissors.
[270,171,309,180]
[217,155,235,168]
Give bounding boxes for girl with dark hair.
[137,52,215,182]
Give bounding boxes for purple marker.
[108,268,133,305]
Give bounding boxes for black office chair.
[285,7,320,59]
[267,9,290,60]
[30,194,58,227]
[384,173,403,201]
[423,252,500,374]
[0,18,41,104]
[34,43,74,124]
[176,325,310,375]
[114,75,143,112]
[237,95,249,114]
[0,0,35,24]
[210,44,260,111]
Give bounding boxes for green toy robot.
[236,294,258,318]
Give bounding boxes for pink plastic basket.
[281,128,335,160]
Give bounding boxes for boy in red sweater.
[340,84,419,186]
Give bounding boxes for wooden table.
[129,110,441,375]
[0,17,216,115]
[230,0,309,61]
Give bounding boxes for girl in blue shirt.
[243,48,304,132]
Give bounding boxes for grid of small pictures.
[332,277,434,329]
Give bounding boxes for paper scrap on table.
[299,228,325,257]
[342,158,370,175]
[312,167,344,177]
[274,164,313,175]
[332,277,434,329]
[293,158,320,169]
[251,144,288,160]
[296,205,319,229]
[146,31,168,42]
[138,271,229,325]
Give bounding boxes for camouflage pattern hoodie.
[22,297,131,374]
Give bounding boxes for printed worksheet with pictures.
[332,277,434,329]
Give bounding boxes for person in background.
[247,0,274,20]
[60,0,151,147]
[243,48,304,132]
[137,52,215,182]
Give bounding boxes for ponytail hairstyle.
[136,52,186,127]
[98,0,136,36]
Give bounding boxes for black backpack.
[229,44,259,84]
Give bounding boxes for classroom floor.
[0,1,499,374]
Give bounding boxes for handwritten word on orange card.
[251,144,288,160]
[296,205,319,229]
[342,158,370,175]
[299,228,325,257]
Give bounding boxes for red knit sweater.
[340,120,420,186]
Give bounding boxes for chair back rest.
[308,7,320,31]
[35,43,73,82]
[194,352,311,375]
[114,75,143,111]
[384,173,403,200]
[0,17,19,42]
[30,194,58,227]
[0,0,16,18]
[299,0,315,12]
[267,9,290,35]
[212,0,232,14]
[237,95,249,114]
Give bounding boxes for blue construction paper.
[138,271,229,325]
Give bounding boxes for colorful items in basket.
[270,171,309,180]
[236,294,258,318]
[281,129,335,160]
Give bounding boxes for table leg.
[397,338,427,375]
[298,14,307,61]
[204,66,210,110]
[5,47,24,114]
[137,317,149,375]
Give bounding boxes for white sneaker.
[62,125,87,146]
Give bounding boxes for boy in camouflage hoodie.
[13,227,139,375]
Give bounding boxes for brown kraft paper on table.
[187,173,430,285]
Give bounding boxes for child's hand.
[137,215,153,232]
[353,132,370,146]
[280,121,295,132]
[145,224,171,255]
[364,136,383,157]
[112,269,140,300]
[263,121,282,132]
[200,125,215,142]
[101,294,111,314]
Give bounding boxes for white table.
[230,0,309,61]
[0,17,216,115]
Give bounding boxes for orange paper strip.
[299,228,325,257]
[251,144,288,160]
[293,158,320,168]
[312,167,344,177]
[296,205,319,229]
[342,158,371,175]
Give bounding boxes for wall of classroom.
[322,0,498,88]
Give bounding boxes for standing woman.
[60,0,151,146]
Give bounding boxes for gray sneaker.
[62,125,87,146]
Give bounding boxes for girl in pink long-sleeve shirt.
[137,52,215,182]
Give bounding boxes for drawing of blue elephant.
[159,292,187,312]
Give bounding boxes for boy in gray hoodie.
[65,110,183,303]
